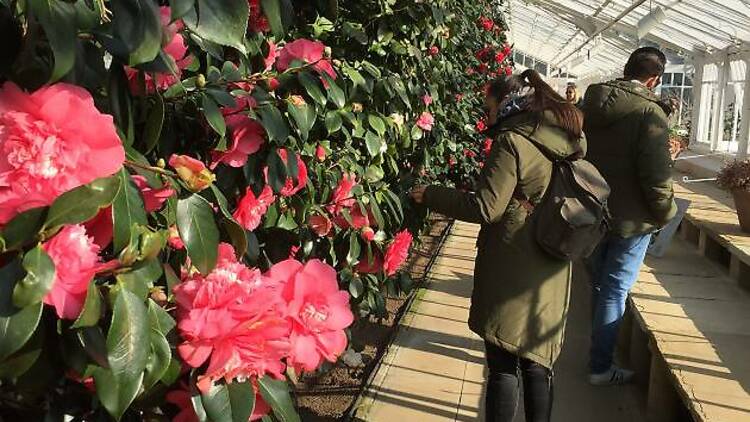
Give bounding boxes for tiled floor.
[357,221,645,422]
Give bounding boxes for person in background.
[581,47,677,386]
[565,82,582,108]
[410,69,585,422]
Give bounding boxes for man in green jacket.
[582,47,677,386]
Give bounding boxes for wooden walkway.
[355,221,644,421]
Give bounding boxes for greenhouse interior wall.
[504,0,750,172]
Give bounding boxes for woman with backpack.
[410,69,587,422]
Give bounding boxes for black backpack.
[511,132,611,261]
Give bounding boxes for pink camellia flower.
[267,78,280,91]
[464,149,477,158]
[361,227,375,242]
[422,95,433,106]
[0,82,125,226]
[455,93,464,102]
[416,112,434,131]
[476,118,487,132]
[495,52,506,64]
[448,156,457,167]
[168,225,185,249]
[333,205,370,230]
[233,185,275,231]
[326,173,357,214]
[477,63,489,74]
[264,41,278,71]
[175,243,291,392]
[264,150,308,197]
[483,138,493,156]
[131,175,175,212]
[504,66,513,76]
[315,144,326,162]
[248,0,271,33]
[503,44,512,56]
[169,154,215,192]
[83,207,114,249]
[478,16,495,31]
[276,39,336,82]
[308,214,332,237]
[42,225,114,319]
[429,46,440,56]
[212,114,266,168]
[383,230,412,277]
[125,7,192,94]
[263,259,354,372]
[222,82,258,116]
[466,67,476,76]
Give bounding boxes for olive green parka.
[424,110,586,368]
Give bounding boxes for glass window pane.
[684,73,693,86]
[662,73,673,85]
[535,61,548,76]
[673,72,683,86]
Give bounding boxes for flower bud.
[361,226,375,242]
[156,158,166,168]
[168,154,215,192]
[288,95,307,107]
[196,74,207,88]
[352,103,363,113]
[316,144,326,161]
[324,46,332,58]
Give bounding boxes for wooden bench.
[617,175,750,421]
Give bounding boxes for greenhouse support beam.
[690,56,707,146]
[709,54,730,151]
[737,57,750,159]
[552,0,647,68]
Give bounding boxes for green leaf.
[368,114,386,136]
[260,0,289,39]
[324,75,345,109]
[369,196,385,228]
[347,232,361,265]
[72,282,103,328]
[93,290,150,421]
[298,72,327,107]
[0,325,43,379]
[365,165,384,183]
[257,105,289,143]
[209,186,247,256]
[147,299,176,335]
[142,328,171,389]
[77,326,109,368]
[0,207,47,252]
[201,380,255,422]
[111,0,163,65]
[31,0,77,82]
[365,131,383,157]
[349,277,364,299]
[177,194,220,275]
[325,111,343,135]
[143,94,165,153]
[258,376,301,422]
[171,0,195,21]
[113,169,148,253]
[183,0,249,53]
[0,260,43,361]
[12,246,55,308]
[287,102,316,141]
[344,67,368,93]
[116,259,163,299]
[202,94,227,137]
[43,175,121,231]
[266,150,288,194]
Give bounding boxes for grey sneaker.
[589,365,635,386]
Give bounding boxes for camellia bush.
[0,0,509,420]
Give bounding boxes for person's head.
[565,84,579,103]
[484,69,583,140]
[624,47,666,90]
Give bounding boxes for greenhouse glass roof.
[504,0,750,78]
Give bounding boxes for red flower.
[327,173,357,214]
[315,144,326,161]
[212,114,266,168]
[495,52,506,64]
[264,150,308,197]
[267,78,280,91]
[477,63,488,74]
[248,0,270,33]
[131,175,174,213]
[233,185,275,231]
[476,118,487,132]
[308,214,332,237]
[383,230,412,276]
[475,47,491,62]
[361,227,375,242]
[276,39,336,82]
[503,44,512,56]
[464,149,477,158]
[478,16,495,31]
[333,205,370,230]
[356,252,383,274]
[455,93,464,102]
[466,67,476,76]
[448,156,457,167]
[504,66,513,76]
[482,138,493,156]
[429,46,440,56]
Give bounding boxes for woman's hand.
[410,185,427,204]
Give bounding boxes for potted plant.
[717,159,750,232]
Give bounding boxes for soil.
[295,216,453,421]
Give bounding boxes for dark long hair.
[487,69,583,140]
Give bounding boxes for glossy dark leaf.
[93,289,149,420]
[177,194,220,275]
[298,72,327,107]
[0,259,43,361]
[323,75,345,109]
[257,104,289,143]
[142,328,171,389]
[43,175,121,231]
[0,207,47,252]
[30,0,77,82]
[110,0,163,65]
[266,150,288,194]
[12,246,56,308]
[72,282,103,328]
[325,111,343,134]
[142,94,165,153]
[202,93,227,137]
[258,376,301,422]
[147,299,176,335]
[347,231,361,265]
[113,169,148,253]
[183,0,248,53]
[287,102,316,141]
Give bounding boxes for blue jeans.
[588,233,652,374]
